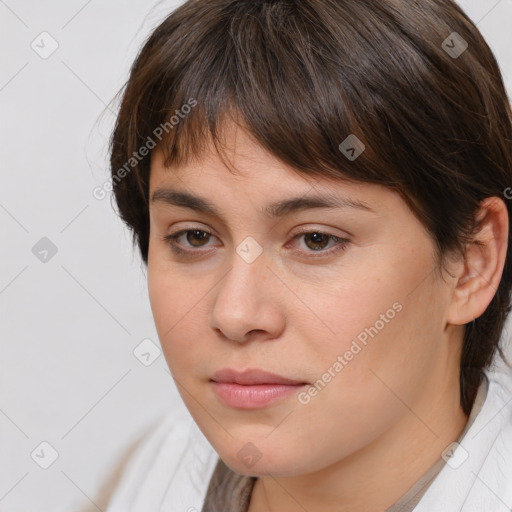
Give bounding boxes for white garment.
[106,358,512,512]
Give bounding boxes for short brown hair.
[109,0,512,415]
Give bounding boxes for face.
[147,122,456,477]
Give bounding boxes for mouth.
[210,368,309,409]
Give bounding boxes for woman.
[106,0,512,510]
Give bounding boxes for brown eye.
[288,230,350,258]
[163,229,217,255]
[303,232,331,251]
[186,230,211,247]
[164,228,349,259]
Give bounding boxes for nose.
[209,248,286,344]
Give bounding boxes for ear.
[447,196,509,325]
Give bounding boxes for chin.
[212,438,316,478]
[221,453,297,477]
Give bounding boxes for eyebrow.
[151,188,375,218]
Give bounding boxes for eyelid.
[290,224,351,239]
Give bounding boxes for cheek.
[299,259,412,366]
[280,281,446,471]
[310,280,446,425]
[300,244,446,399]
[147,264,213,376]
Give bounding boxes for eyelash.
[162,228,350,259]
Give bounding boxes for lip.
[211,368,306,386]
[210,368,308,409]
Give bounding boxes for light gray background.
[0,1,511,510]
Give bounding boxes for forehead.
[148,120,403,219]
[150,121,366,202]
[150,121,311,183]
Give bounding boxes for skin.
[147,121,508,512]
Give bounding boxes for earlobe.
[447,196,509,326]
